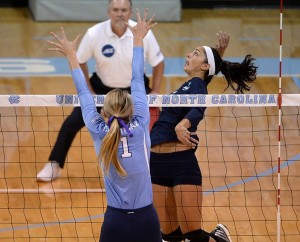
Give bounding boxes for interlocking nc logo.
[8,95,20,104]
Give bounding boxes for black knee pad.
[161,227,183,242]
[184,229,210,242]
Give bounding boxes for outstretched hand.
[125,8,157,46]
[48,27,81,57]
[215,31,230,57]
[47,27,82,69]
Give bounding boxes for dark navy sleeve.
[130,47,149,126]
[184,79,207,129]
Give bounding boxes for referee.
[37,0,164,182]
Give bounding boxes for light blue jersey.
[71,47,152,209]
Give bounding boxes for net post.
[277,0,284,241]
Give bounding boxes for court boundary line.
[0,188,105,193]
[1,155,298,195]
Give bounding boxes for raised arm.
[47,28,103,140]
[126,9,156,83]
[126,9,157,122]
[47,28,92,99]
[48,27,81,70]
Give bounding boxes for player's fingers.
[147,15,157,27]
[48,47,64,55]
[136,8,141,22]
[143,8,148,22]
[124,21,133,32]
[218,32,226,47]
[47,40,61,48]
[221,31,230,45]
[189,137,198,144]
[60,27,67,40]
[225,34,230,44]
[49,31,61,42]
[148,21,157,29]
[74,34,82,47]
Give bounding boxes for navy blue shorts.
[99,204,162,242]
[150,149,202,187]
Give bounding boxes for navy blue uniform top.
[71,47,153,209]
[150,77,207,146]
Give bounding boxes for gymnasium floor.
[0,6,300,242]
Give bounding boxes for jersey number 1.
[120,136,132,158]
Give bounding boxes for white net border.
[1,94,299,107]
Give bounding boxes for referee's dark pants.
[49,72,151,168]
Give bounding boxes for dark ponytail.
[205,47,258,94]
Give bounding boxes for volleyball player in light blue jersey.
[48,9,162,242]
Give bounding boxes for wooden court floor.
[0,7,300,242]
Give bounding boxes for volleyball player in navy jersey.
[150,38,257,241]
[48,9,162,242]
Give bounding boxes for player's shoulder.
[189,77,207,93]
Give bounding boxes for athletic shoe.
[37,161,61,182]
[210,224,232,242]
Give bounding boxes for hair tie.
[108,116,133,137]
[108,116,116,126]
[203,46,216,76]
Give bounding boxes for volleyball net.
[0,94,300,241]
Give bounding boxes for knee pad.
[184,229,210,242]
[161,227,183,242]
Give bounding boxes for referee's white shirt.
[77,19,164,88]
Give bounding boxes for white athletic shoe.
[210,224,232,242]
[37,162,61,182]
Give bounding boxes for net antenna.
[277,0,283,241]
